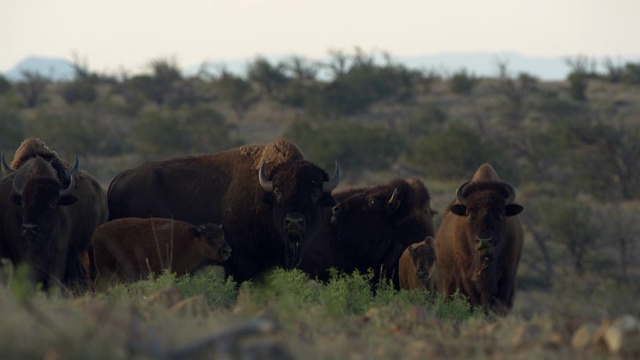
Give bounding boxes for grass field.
[0,262,638,359]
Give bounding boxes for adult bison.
[107,138,340,284]
[300,177,437,289]
[0,138,108,290]
[431,163,524,315]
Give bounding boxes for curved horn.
[455,180,471,206]
[258,162,273,192]
[500,181,517,205]
[387,188,399,206]
[322,161,341,192]
[59,175,75,196]
[1,153,14,175]
[12,172,26,196]
[65,155,80,179]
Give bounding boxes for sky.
[2,0,640,74]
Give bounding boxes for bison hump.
[472,163,500,182]
[240,138,305,172]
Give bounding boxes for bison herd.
[0,137,524,315]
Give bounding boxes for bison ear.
[449,204,467,216]
[262,192,275,205]
[10,194,22,206]
[189,226,202,238]
[321,193,336,207]
[505,204,523,216]
[59,194,78,206]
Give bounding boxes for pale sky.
[2,0,639,73]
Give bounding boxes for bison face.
[192,223,232,262]
[10,157,78,287]
[449,181,523,278]
[260,160,340,268]
[409,237,436,286]
[331,179,435,273]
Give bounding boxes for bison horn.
[501,181,517,205]
[388,188,399,207]
[1,153,14,175]
[59,175,75,196]
[322,161,341,192]
[258,162,273,192]
[65,155,80,179]
[455,180,471,206]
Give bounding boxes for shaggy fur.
[398,236,436,290]
[300,177,437,289]
[0,147,107,290]
[431,164,524,316]
[92,218,230,289]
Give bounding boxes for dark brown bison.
[0,138,108,290]
[300,177,437,289]
[92,218,231,288]
[398,236,436,290]
[431,163,524,315]
[107,138,340,284]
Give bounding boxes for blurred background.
[2,0,640,295]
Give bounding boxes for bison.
[0,138,108,290]
[106,138,340,284]
[431,163,524,315]
[398,236,436,290]
[92,218,231,288]
[300,177,437,289]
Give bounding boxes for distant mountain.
[3,56,75,82]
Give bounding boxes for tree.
[246,56,288,97]
[0,74,11,95]
[535,198,599,276]
[15,70,49,108]
[215,69,257,120]
[565,55,595,101]
[448,68,476,96]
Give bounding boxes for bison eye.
[368,198,379,208]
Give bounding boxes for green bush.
[284,118,402,179]
[404,124,508,180]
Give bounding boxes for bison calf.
[92,218,231,288]
[398,236,436,290]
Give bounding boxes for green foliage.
[405,124,507,180]
[246,56,289,97]
[567,71,588,101]
[284,118,402,179]
[215,70,257,119]
[448,68,476,96]
[0,109,26,149]
[129,106,240,158]
[532,198,599,276]
[304,50,419,118]
[61,80,98,105]
[15,70,49,108]
[174,268,238,308]
[0,74,11,95]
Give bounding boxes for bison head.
[449,180,523,279]
[192,223,232,263]
[409,236,436,287]
[259,160,340,268]
[9,156,78,287]
[330,178,436,279]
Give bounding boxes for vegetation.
[2,49,640,358]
